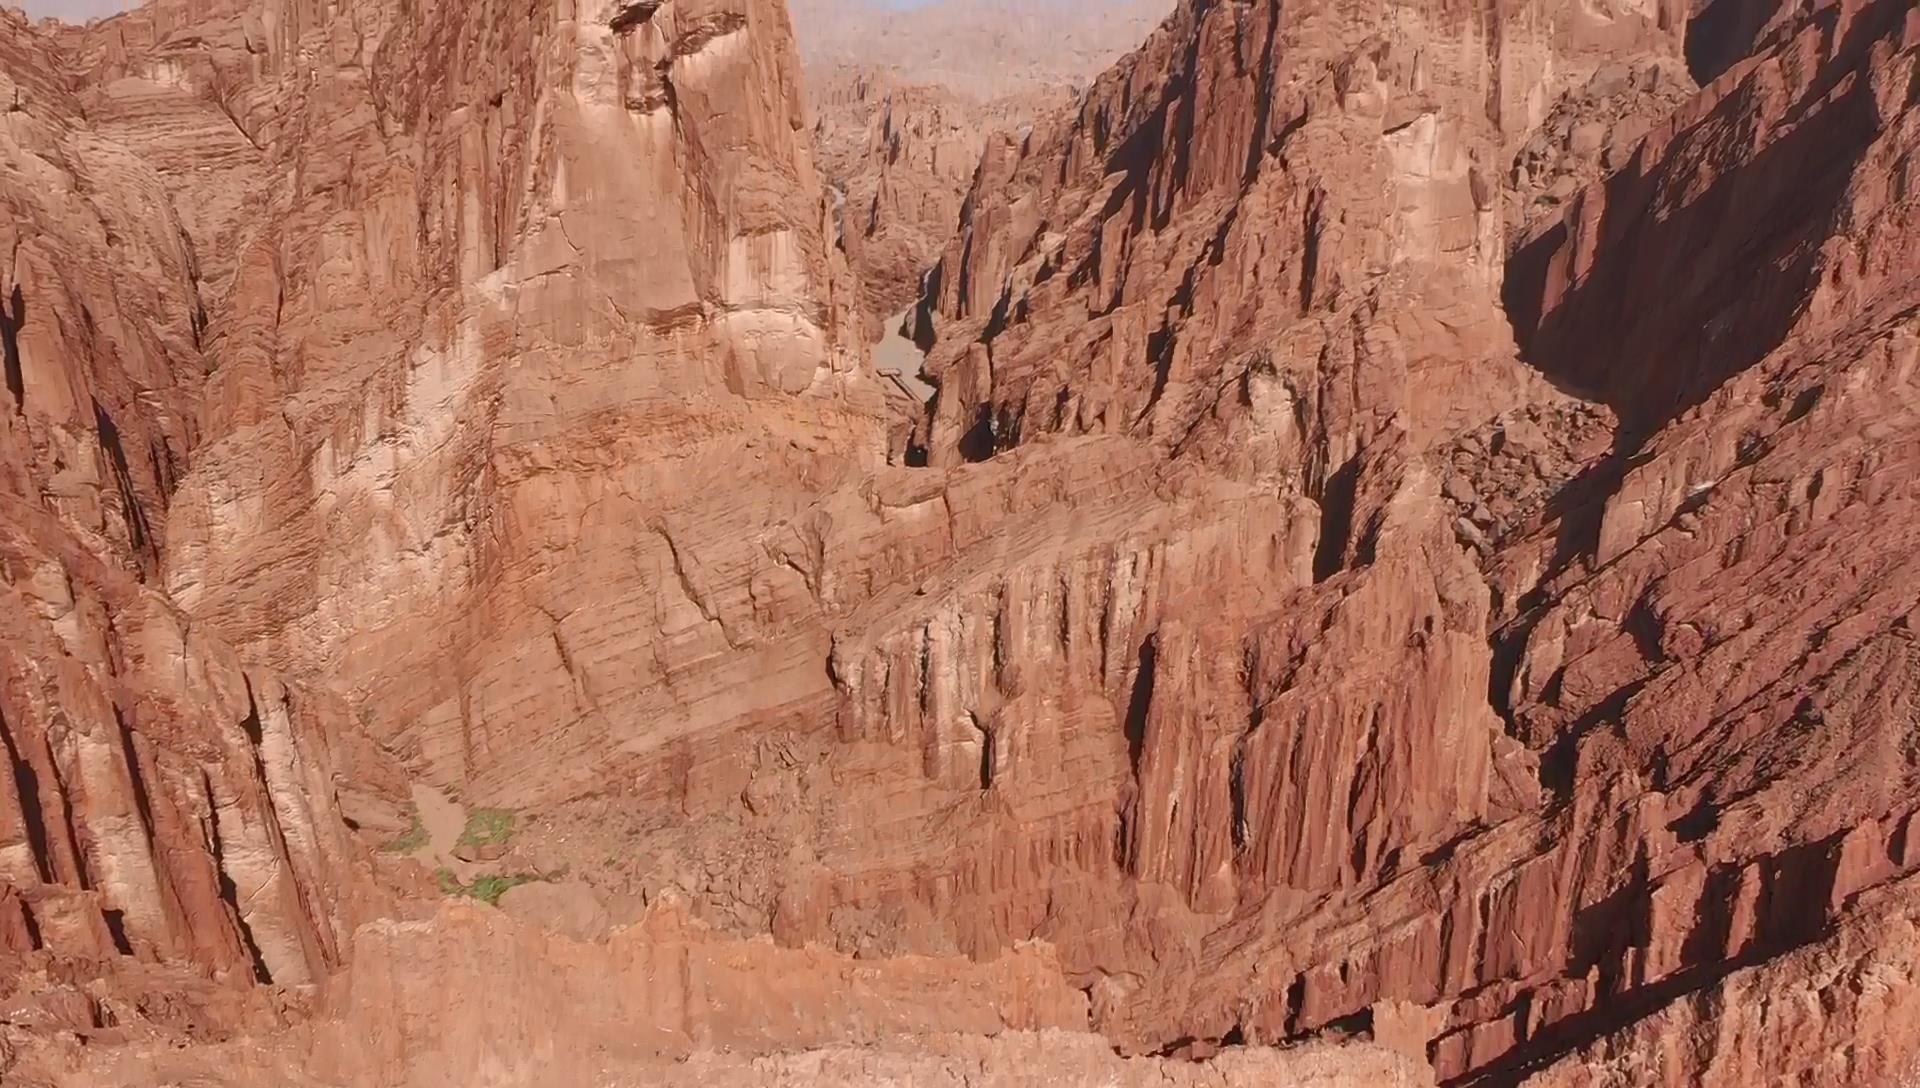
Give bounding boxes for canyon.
[0,0,1915,1085]
[798,0,1170,331]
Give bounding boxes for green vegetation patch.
[383,805,428,854]
[456,807,517,849]
[466,873,538,905]
[434,868,541,907]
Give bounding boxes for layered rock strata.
[1,0,1917,1084]
[0,1,399,1040]
[894,0,1920,1079]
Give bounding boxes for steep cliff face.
[5,0,1919,1081]
[88,0,893,812]
[914,0,1693,469]
[889,0,1920,1080]
[798,0,1169,332]
[812,68,1043,331]
[0,0,888,1055]
[0,3,397,1036]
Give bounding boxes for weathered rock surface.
[0,3,399,1041]
[1524,872,1920,1087]
[12,905,1433,1086]
[895,0,1920,1081]
[812,68,1057,331]
[2,0,1918,1083]
[114,0,889,815]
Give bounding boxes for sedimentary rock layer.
[893,0,1920,1080]
[0,2,398,1036]
[1,0,1917,1083]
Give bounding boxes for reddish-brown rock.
[1,0,1918,1083]
[16,900,1434,1084]
[811,68,1060,331]
[0,0,402,1045]
[894,0,1920,1080]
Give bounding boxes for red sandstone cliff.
[0,0,1916,1083]
[903,0,1920,1079]
[811,68,1061,332]
[0,4,399,1039]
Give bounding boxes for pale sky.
[13,0,136,20]
[9,0,1067,25]
[9,0,1029,23]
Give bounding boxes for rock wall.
[912,0,1693,471]
[881,0,1920,1080]
[67,0,895,810]
[2,0,1918,1082]
[13,900,1436,1087]
[812,68,1039,331]
[0,2,398,1032]
[797,0,1170,334]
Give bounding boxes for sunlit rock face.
[3,0,1920,1084]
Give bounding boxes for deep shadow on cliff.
[1504,37,1879,444]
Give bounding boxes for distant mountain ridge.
[796,0,1171,334]
[790,0,1172,100]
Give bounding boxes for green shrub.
[456,807,516,850]
[434,867,540,906]
[465,873,538,905]
[383,806,427,854]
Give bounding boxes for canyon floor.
[2,0,1919,1085]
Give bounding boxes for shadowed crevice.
[1503,53,1879,441]
[1453,831,1850,1086]
[1123,636,1159,776]
[203,766,276,985]
[0,705,51,883]
[2,284,24,411]
[1684,0,1776,85]
[1312,455,1361,582]
[93,399,158,564]
[102,909,134,955]
[609,0,663,34]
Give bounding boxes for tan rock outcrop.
[9,897,1435,1087]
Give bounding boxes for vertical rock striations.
[1,0,1918,1082]
[0,4,396,1035]
[887,0,1920,1080]
[126,0,889,809]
